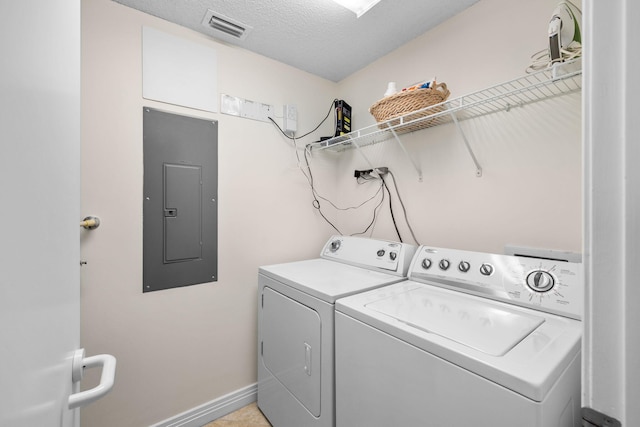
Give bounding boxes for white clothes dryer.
[257,235,417,427]
[335,246,583,427]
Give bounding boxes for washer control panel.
[321,235,417,277]
[408,246,583,320]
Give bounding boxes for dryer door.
[261,287,321,416]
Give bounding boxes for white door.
[583,1,640,424]
[0,1,81,426]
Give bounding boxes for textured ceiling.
[112,0,479,82]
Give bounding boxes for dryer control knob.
[458,261,471,273]
[439,259,451,271]
[389,251,397,261]
[377,249,386,257]
[421,258,432,270]
[526,270,555,292]
[329,240,341,252]
[480,263,494,276]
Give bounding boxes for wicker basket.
[369,82,450,133]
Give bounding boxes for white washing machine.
[335,246,583,427]
[257,235,417,427]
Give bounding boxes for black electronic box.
[335,100,352,136]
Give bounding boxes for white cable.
[526,45,582,74]
[527,0,582,73]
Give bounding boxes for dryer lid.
[365,286,545,356]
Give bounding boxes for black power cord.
[387,170,420,245]
[303,145,385,236]
[267,98,338,140]
[269,99,388,236]
[267,99,420,243]
[380,175,403,242]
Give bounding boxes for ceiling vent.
[201,10,252,41]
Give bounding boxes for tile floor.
[203,402,271,427]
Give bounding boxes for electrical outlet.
[283,104,297,135]
[220,94,274,123]
[354,167,388,179]
[354,169,373,178]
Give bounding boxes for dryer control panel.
[321,235,417,277]
[408,246,583,320]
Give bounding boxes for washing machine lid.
[365,286,545,356]
[336,281,582,402]
[260,259,405,303]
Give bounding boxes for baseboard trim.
[150,383,257,427]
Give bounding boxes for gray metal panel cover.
[143,107,218,292]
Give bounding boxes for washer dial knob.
[389,251,397,261]
[480,263,494,276]
[458,261,471,273]
[377,249,386,257]
[439,259,451,271]
[329,240,341,252]
[422,258,432,270]
[526,270,555,292]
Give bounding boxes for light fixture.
[331,0,382,17]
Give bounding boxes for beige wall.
[334,0,582,253]
[80,0,582,426]
[81,0,338,426]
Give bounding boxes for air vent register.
[201,10,252,40]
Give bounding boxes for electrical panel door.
[163,163,202,262]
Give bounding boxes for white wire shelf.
[310,61,582,153]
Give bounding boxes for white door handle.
[68,349,117,409]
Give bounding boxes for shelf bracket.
[449,110,482,177]
[347,126,423,182]
[386,124,423,182]
[346,134,377,171]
